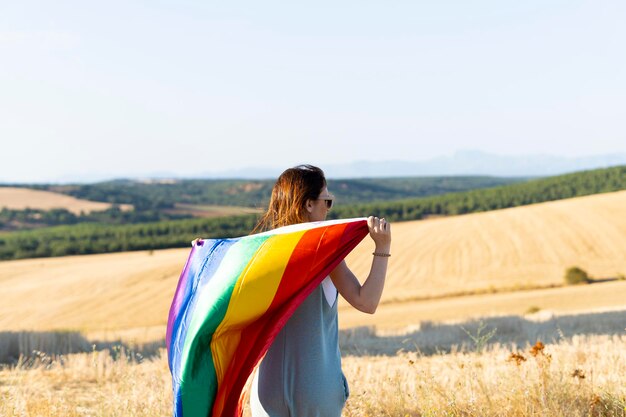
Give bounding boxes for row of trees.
[0,206,190,231]
[34,176,523,210]
[329,165,626,221]
[0,215,258,260]
[1,176,523,231]
[1,165,624,260]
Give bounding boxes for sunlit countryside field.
[1,191,625,416]
[2,326,625,416]
[0,187,133,214]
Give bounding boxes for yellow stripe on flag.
[210,230,306,387]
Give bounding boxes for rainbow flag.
[166,218,368,417]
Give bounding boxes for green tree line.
[1,176,524,231]
[0,215,258,260]
[0,165,624,260]
[17,176,525,209]
[329,165,626,221]
[0,206,190,231]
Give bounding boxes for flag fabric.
[166,218,369,417]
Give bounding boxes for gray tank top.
[250,277,349,417]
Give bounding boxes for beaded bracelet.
[372,252,391,257]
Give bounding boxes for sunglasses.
[318,194,335,210]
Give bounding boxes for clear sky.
[1,1,625,182]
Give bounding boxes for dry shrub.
[565,266,591,285]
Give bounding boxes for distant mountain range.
[201,150,626,179]
[4,150,625,184]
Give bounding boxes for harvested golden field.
[0,187,132,214]
[345,189,626,302]
[0,248,185,331]
[1,190,625,334]
[339,280,626,329]
[1,330,624,417]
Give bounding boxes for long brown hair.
[253,165,326,233]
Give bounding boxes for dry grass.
[0,347,171,417]
[341,335,626,417]
[1,332,624,417]
[0,187,132,214]
[339,309,626,356]
[1,191,626,333]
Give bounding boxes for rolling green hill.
[46,176,525,208]
[1,176,524,230]
[329,165,626,221]
[0,166,624,260]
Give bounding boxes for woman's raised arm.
[330,216,391,314]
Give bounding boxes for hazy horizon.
[1,149,625,184]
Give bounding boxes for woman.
[250,164,391,417]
